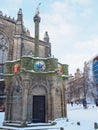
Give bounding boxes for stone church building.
[0,9,68,126]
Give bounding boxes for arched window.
[0,33,8,74]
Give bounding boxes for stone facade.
[1,8,68,126]
[0,9,51,62]
[66,69,84,103]
[66,63,97,104]
[4,57,68,126]
[0,9,51,111]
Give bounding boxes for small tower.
[13,8,23,60]
[17,8,23,22]
[75,68,81,79]
[44,31,51,57]
[16,8,23,34]
[33,9,41,57]
[44,31,49,43]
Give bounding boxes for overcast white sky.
[1,0,98,75]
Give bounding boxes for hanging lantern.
[13,64,19,74]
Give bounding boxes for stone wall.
[0,16,16,60]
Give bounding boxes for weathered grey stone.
[0,8,68,127]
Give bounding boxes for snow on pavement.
[0,104,98,130]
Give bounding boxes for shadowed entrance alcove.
[30,84,48,123]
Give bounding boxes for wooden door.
[33,95,45,123]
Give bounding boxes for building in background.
[66,61,98,104]
[92,55,98,99]
[66,68,84,104]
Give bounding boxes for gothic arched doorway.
[31,84,48,123]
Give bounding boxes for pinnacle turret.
[17,8,23,22]
[44,31,49,43]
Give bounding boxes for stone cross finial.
[35,3,41,16]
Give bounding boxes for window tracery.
[0,33,8,73]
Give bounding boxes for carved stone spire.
[44,31,49,43]
[17,8,23,22]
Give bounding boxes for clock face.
[34,61,45,71]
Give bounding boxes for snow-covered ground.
[0,104,98,130]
